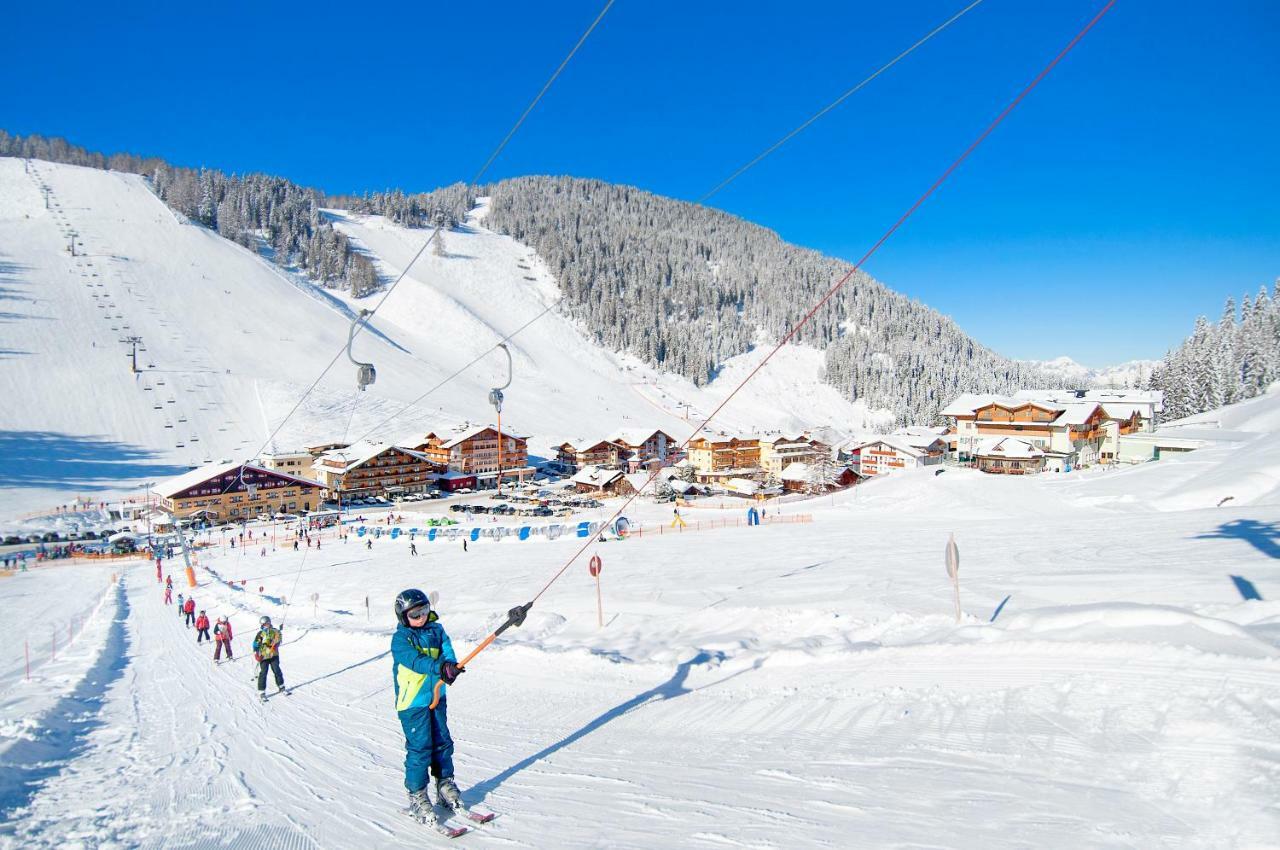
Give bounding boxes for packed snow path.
[3,469,1279,848]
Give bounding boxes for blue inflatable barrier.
[519,526,531,541]
[390,528,400,539]
[356,526,366,537]
[470,528,480,542]
[547,524,563,540]
[747,507,760,526]
[577,521,591,538]
[428,528,437,542]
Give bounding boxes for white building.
[854,437,945,477]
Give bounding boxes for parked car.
[450,504,467,513]
[455,488,473,495]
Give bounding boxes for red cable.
[527,0,1117,606]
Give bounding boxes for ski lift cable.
[225,2,614,492]
[428,0,1118,709]
[697,0,986,204]
[469,0,615,187]
[349,298,561,446]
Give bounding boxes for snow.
[3,158,1280,848]
[4,388,1280,846]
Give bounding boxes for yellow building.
[686,435,761,483]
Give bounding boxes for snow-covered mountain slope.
[3,401,1278,847]
[0,158,879,521]
[1021,355,1158,388]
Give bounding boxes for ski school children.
[252,616,288,701]
[213,616,233,662]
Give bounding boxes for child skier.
[183,596,196,628]
[213,615,234,662]
[195,610,211,643]
[176,592,184,617]
[252,615,287,700]
[391,589,465,827]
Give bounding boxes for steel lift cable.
[430,0,1119,708]
[698,0,987,204]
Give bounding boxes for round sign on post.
[589,554,603,628]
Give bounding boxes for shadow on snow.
[0,431,190,491]
[0,581,130,823]
[469,650,760,806]
[1195,519,1280,560]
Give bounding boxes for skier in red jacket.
[183,597,196,628]
[195,610,211,643]
[213,616,234,663]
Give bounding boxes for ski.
[460,808,496,825]
[402,809,468,838]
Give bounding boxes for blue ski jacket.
[391,619,456,713]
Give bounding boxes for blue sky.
[4,0,1277,366]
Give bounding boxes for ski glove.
[440,661,464,685]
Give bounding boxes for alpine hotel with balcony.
[943,392,1151,474]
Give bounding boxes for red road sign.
[588,554,602,578]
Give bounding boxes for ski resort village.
[2,3,1279,849]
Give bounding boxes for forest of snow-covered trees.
[1149,283,1280,421]
[2,131,1153,425]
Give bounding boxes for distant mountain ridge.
[1019,356,1159,389]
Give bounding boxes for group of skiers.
[154,570,475,828]
[160,573,287,700]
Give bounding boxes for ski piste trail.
[3,393,1280,846]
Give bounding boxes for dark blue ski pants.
[399,700,454,792]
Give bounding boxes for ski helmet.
[260,615,272,626]
[395,588,430,627]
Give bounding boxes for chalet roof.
[855,437,929,458]
[724,477,761,495]
[622,472,659,494]
[317,441,432,474]
[1014,388,1163,411]
[1096,402,1145,420]
[555,437,623,452]
[941,394,1065,418]
[154,461,323,498]
[570,465,625,488]
[399,424,529,451]
[1050,402,1101,426]
[607,428,674,448]
[780,461,812,482]
[440,424,528,449]
[977,437,1045,459]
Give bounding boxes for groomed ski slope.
[3,395,1280,847]
[0,157,880,524]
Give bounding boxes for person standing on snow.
[176,592,184,616]
[213,615,234,662]
[195,610,211,643]
[391,589,465,825]
[409,542,418,557]
[183,596,196,628]
[164,581,173,605]
[252,615,287,700]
